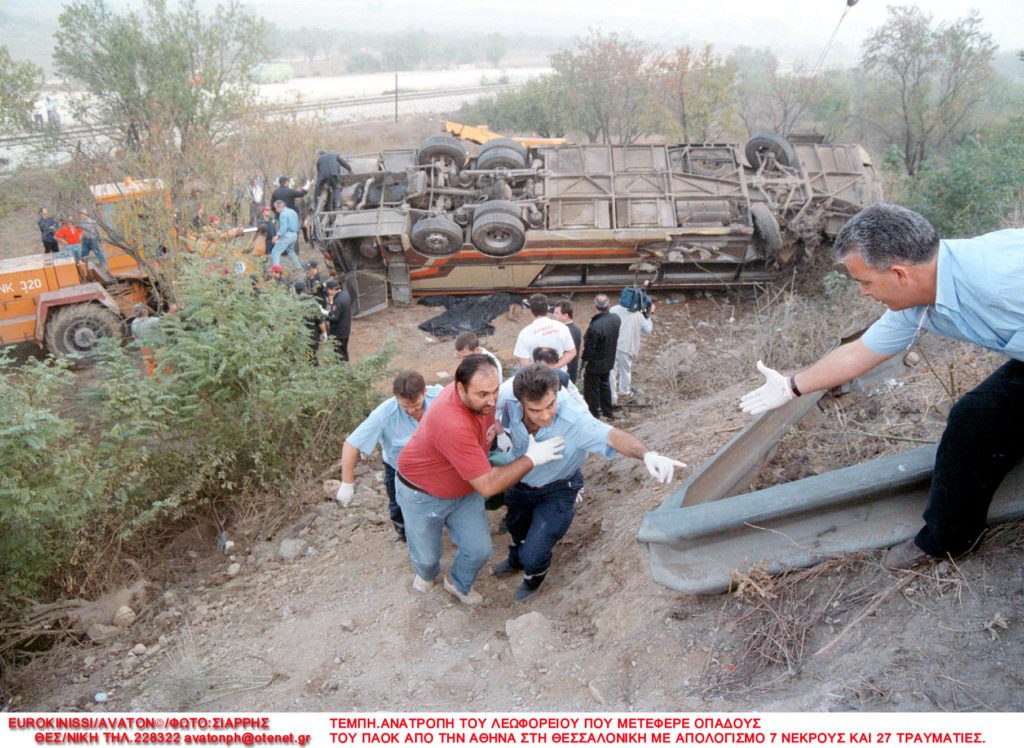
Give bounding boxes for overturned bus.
[310,131,883,315]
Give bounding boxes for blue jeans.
[59,243,82,259]
[396,480,492,594]
[270,237,302,271]
[504,470,583,590]
[80,236,108,269]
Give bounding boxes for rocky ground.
[11,280,1024,714]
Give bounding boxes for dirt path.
[15,295,1024,713]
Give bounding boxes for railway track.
[0,82,521,149]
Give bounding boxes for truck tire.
[472,200,523,221]
[472,212,526,257]
[44,303,122,360]
[411,217,465,257]
[477,146,527,170]
[416,135,468,169]
[480,137,528,160]
[745,132,798,170]
[750,203,783,257]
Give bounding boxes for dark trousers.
[583,369,614,418]
[43,239,59,254]
[331,336,349,361]
[382,463,405,540]
[917,359,1024,557]
[504,470,583,590]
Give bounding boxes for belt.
[516,471,582,492]
[397,471,427,493]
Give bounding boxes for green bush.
[0,259,389,602]
[904,119,1024,236]
[0,356,101,597]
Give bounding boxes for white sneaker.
[412,574,434,592]
[443,576,483,606]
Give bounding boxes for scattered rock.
[588,681,606,705]
[505,612,555,668]
[162,591,178,607]
[282,606,294,619]
[94,692,109,704]
[112,606,137,628]
[131,643,147,656]
[339,618,354,631]
[227,563,241,578]
[86,624,122,643]
[278,539,306,560]
[83,655,97,668]
[323,479,342,500]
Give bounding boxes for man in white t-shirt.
[513,294,576,370]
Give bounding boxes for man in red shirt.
[54,215,83,259]
[396,354,565,606]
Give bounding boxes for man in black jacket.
[271,176,307,211]
[315,149,353,211]
[581,294,620,420]
[325,278,353,361]
[552,299,582,383]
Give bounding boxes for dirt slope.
[15,293,1024,713]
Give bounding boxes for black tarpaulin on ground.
[417,293,524,338]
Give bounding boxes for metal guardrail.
[637,352,1024,595]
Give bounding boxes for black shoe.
[492,559,521,578]
[602,412,616,421]
[513,581,541,602]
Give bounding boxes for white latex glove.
[496,433,513,453]
[739,360,795,416]
[525,434,565,467]
[643,452,687,483]
[335,482,354,506]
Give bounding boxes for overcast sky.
[244,0,1024,63]
[5,1,1024,69]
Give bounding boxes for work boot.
[513,579,542,602]
[882,538,932,571]
[412,574,434,593]
[443,576,483,606]
[492,559,521,578]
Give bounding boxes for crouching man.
[396,354,566,606]
[495,364,685,602]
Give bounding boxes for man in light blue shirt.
[740,203,1024,569]
[271,199,303,271]
[495,365,685,601]
[337,370,443,542]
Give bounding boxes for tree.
[731,47,827,137]
[0,44,44,130]
[653,44,737,142]
[53,0,267,158]
[484,33,508,67]
[860,6,996,175]
[549,30,655,144]
[460,77,568,138]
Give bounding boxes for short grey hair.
[594,294,610,311]
[833,203,939,269]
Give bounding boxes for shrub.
[1,257,390,602]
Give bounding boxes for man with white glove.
[396,354,565,606]
[738,203,1024,572]
[335,371,443,539]
[739,360,796,416]
[493,364,687,602]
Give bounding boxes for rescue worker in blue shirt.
[337,370,443,542]
[495,364,685,601]
[740,203,1024,570]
